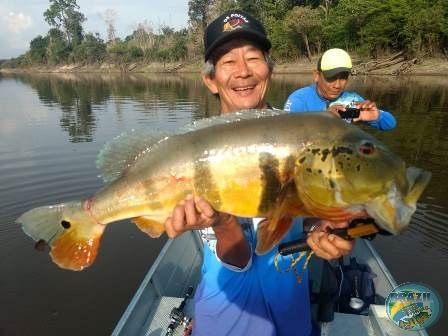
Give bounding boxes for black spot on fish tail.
[311,148,320,155]
[34,239,48,252]
[61,220,71,229]
[194,160,222,208]
[258,153,281,213]
[306,168,312,173]
[321,148,330,162]
[356,164,361,171]
[298,157,306,164]
[332,146,354,157]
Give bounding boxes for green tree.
[284,6,323,60]
[44,0,86,46]
[46,28,70,64]
[188,0,210,30]
[29,35,49,64]
[401,0,448,56]
[72,33,106,64]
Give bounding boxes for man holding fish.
[16,8,431,336]
[164,10,354,336]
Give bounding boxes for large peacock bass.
[16,110,431,271]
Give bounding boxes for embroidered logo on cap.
[222,13,249,32]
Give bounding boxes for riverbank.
[1,55,447,76]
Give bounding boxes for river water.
[0,72,447,335]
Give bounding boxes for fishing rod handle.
[278,239,310,255]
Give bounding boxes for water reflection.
[9,73,221,143]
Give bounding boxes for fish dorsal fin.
[96,109,286,182]
[96,128,170,182]
[179,109,287,133]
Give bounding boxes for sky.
[0,0,190,59]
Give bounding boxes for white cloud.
[0,1,189,59]
[6,11,32,33]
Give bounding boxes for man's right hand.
[165,194,227,238]
[164,195,251,268]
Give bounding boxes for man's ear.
[312,70,320,83]
[202,73,218,94]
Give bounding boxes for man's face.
[313,71,349,101]
[203,41,271,114]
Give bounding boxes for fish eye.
[358,141,375,155]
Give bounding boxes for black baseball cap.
[204,10,271,61]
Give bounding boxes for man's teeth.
[234,87,253,91]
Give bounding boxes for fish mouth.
[366,167,431,234]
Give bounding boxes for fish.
[16,110,431,271]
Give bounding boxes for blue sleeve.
[284,85,327,112]
[366,110,397,131]
[283,90,308,112]
[341,92,397,131]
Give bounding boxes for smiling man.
[201,11,273,114]
[163,10,354,336]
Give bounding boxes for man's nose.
[235,60,252,77]
[332,79,344,88]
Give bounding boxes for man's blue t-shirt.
[283,83,396,130]
[192,218,312,336]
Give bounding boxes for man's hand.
[306,220,354,260]
[327,103,346,117]
[164,195,250,267]
[353,100,380,122]
[165,194,230,238]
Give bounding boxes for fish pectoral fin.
[132,216,165,238]
[255,179,306,255]
[277,178,309,216]
[255,216,294,255]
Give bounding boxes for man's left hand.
[353,100,380,122]
[306,220,355,260]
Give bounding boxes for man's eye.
[221,59,235,65]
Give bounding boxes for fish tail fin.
[16,201,105,271]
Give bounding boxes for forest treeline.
[1,0,447,69]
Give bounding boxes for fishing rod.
[165,286,194,336]
[278,218,388,256]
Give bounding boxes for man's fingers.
[307,231,353,260]
[171,201,187,231]
[194,196,215,218]
[165,215,179,238]
[307,233,334,260]
[184,195,199,225]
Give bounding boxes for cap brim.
[205,30,271,61]
[321,67,351,79]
